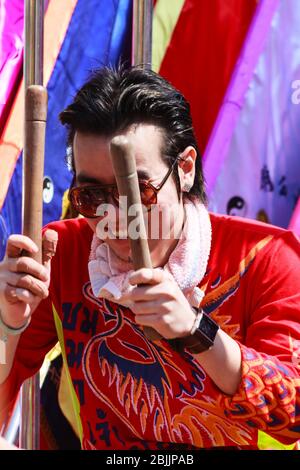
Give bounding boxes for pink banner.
[206,0,300,229]
[289,199,300,237]
[203,0,279,197]
[0,0,24,131]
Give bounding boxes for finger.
[3,284,35,311]
[130,300,167,315]
[122,285,172,302]
[134,313,163,327]
[8,257,49,282]
[14,287,36,305]
[129,268,165,286]
[14,275,49,299]
[4,272,49,299]
[6,235,38,259]
[42,230,58,269]
[4,284,21,304]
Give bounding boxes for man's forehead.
[74,124,165,168]
[75,168,152,184]
[74,123,164,143]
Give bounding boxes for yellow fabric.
[257,430,296,450]
[58,362,80,439]
[152,0,185,72]
[45,342,61,363]
[52,304,83,445]
[61,189,71,220]
[40,342,62,386]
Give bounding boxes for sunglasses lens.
[111,188,120,206]
[140,183,157,209]
[70,183,157,217]
[70,187,106,217]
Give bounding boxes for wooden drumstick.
[21,85,47,450]
[23,85,48,261]
[110,136,162,341]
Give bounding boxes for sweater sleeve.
[0,294,58,423]
[220,230,300,445]
[0,225,60,423]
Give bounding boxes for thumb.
[42,229,58,271]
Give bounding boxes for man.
[0,66,300,450]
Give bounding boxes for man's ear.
[178,146,197,192]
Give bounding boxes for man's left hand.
[122,268,196,339]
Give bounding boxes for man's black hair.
[59,65,206,203]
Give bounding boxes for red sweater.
[1,213,300,449]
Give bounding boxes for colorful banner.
[153,0,257,153]
[0,0,24,133]
[207,0,300,229]
[289,198,300,237]
[0,0,132,260]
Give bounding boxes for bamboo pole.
[128,2,161,340]
[20,0,46,450]
[129,1,162,341]
[24,0,44,88]
[132,0,153,67]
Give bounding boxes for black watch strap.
[171,310,219,354]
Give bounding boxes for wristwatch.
[172,308,220,354]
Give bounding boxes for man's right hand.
[0,230,58,330]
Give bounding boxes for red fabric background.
[158,0,257,152]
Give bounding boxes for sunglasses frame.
[68,156,182,218]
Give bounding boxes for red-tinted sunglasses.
[68,157,181,218]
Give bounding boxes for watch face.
[173,312,220,355]
[198,314,219,340]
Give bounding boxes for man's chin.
[105,238,131,261]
